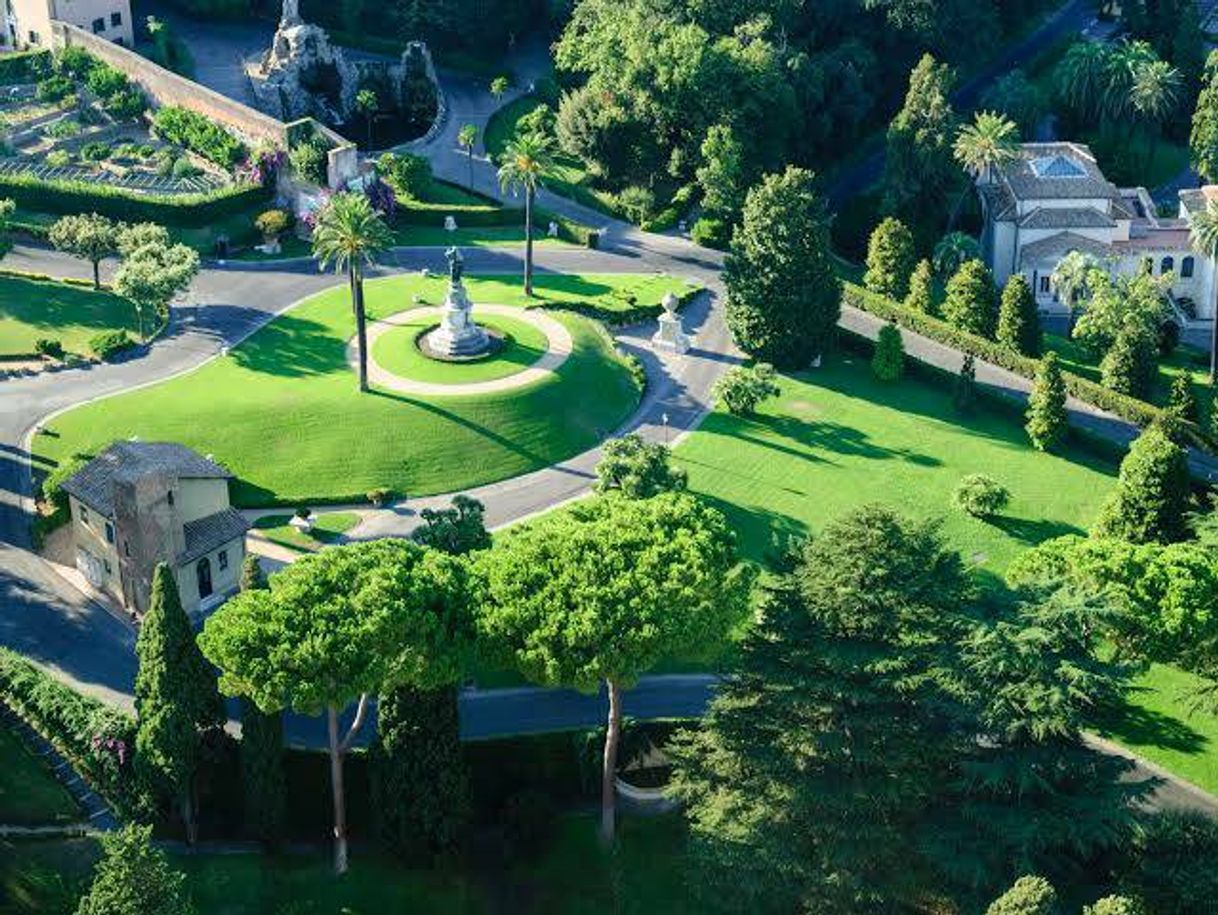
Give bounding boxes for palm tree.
[948,110,1020,231]
[1103,39,1157,122]
[1130,59,1183,172]
[312,192,392,393]
[1050,250,1103,333]
[933,231,982,279]
[1054,41,1110,122]
[1188,198,1218,381]
[497,131,555,296]
[458,123,478,191]
[355,89,379,150]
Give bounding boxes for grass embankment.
[0,274,140,358]
[0,725,80,826]
[249,512,360,553]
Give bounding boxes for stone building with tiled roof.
[60,441,248,617]
[979,142,1217,324]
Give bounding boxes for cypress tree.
[1167,373,1198,423]
[75,824,193,915]
[134,563,224,844]
[239,553,267,591]
[1192,50,1218,183]
[954,354,977,413]
[1094,423,1191,544]
[906,257,937,315]
[996,274,1041,356]
[1100,326,1156,399]
[943,259,998,338]
[872,323,905,381]
[1026,352,1068,451]
[863,217,918,301]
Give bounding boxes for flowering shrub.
[365,176,397,219]
[237,147,286,187]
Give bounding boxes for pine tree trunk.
[92,259,101,290]
[467,149,474,191]
[327,704,350,875]
[600,679,622,847]
[180,791,197,845]
[351,265,369,393]
[524,187,535,297]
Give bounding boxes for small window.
[104,521,114,544]
[197,557,213,599]
[1141,257,1154,275]
[79,504,89,526]
[110,11,121,26]
[218,549,228,571]
[103,558,111,575]
[1182,256,1195,278]
[91,17,104,33]
[28,30,39,44]
[1162,256,1174,274]
[123,539,130,557]
[167,490,174,506]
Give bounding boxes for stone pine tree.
[1093,423,1191,544]
[236,555,285,848]
[954,354,977,413]
[1026,352,1068,451]
[1167,374,1198,423]
[479,493,752,846]
[996,274,1041,356]
[134,563,224,844]
[724,166,841,369]
[863,216,918,301]
[906,257,937,315]
[75,824,194,915]
[1191,51,1218,183]
[943,259,998,337]
[411,494,492,555]
[594,433,687,498]
[668,507,975,914]
[872,323,905,381]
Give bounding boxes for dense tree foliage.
[864,217,918,301]
[1093,423,1191,544]
[942,259,997,338]
[411,495,492,555]
[75,824,194,915]
[996,274,1041,356]
[906,258,936,314]
[724,167,841,368]
[1026,352,1068,451]
[871,323,904,381]
[712,362,782,416]
[594,434,687,499]
[1192,51,1218,182]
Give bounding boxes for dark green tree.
[996,274,1041,356]
[75,824,194,915]
[696,123,747,222]
[954,354,977,413]
[1119,811,1218,915]
[1191,51,1218,182]
[906,257,937,315]
[724,167,841,369]
[1026,352,1068,451]
[134,563,224,844]
[411,495,492,555]
[943,259,998,337]
[1100,326,1156,398]
[594,433,687,498]
[863,216,918,301]
[668,506,974,914]
[1167,373,1198,423]
[980,70,1046,137]
[1093,422,1191,544]
[871,323,905,381]
[239,553,267,592]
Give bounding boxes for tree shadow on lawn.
[0,281,136,336]
[728,412,942,468]
[694,491,810,568]
[228,313,345,378]
[523,274,616,301]
[1092,692,1209,756]
[989,514,1086,545]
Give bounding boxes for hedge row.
[395,200,596,246]
[0,49,50,85]
[842,283,1214,452]
[0,647,140,817]
[0,171,272,225]
[554,285,700,328]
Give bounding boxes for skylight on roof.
[1030,155,1086,179]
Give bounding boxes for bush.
[615,185,656,224]
[0,49,50,85]
[171,157,201,179]
[712,363,782,416]
[1119,811,1218,915]
[366,487,392,506]
[952,473,1011,517]
[871,323,904,381]
[377,151,432,199]
[36,74,74,103]
[89,330,135,361]
[55,46,98,80]
[80,142,111,162]
[84,64,128,99]
[690,216,729,249]
[254,208,290,238]
[44,118,81,139]
[152,105,246,169]
[499,788,557,856]
[44,149,71,168]
[34,337,64,359]
[104,87,146,121]
[289,140,328,186]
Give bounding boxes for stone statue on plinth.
[422,247,490,358]
[279,0,302,27]
[651,291,691,354]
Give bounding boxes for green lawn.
[388,225,569,248]
[0,275,141,358]
[372,312,549,383]
[32,274,690,507]
[0,726,80,826]
[249,511,360,552]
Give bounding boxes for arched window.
[1162,256,1174,274]
[196,557,213,599]
[1182,256,1195,278]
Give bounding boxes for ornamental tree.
[1100,325,1157,398]
[711,362,781,415]
[1093,423,1191,544]
[906,257,937,315]
[411,494,492,555]
[996,274,1041,356]
[1167,373,1197,423]
[134,563,224,844]
[1026,352,1068,451]
[724,166,841,368]
[954,353,977,413]
[943,258,997,337]
[984,876,1058,915]
[594,433,687,499]
[199,540,478,874]
[48,213,118,289]
[863,216,918,301]
[696,122,747,222]
[478,492,752,845]
[75,824,194,915]
[871,322,905,381]
[114,236,199,342]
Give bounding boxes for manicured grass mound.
[372,312,549,384]
[0,725,80,826]
[250,512,360,552]
[33,274,686,506]
[673,353,1116,573]
[0,275,140,358]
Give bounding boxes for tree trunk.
[351,265,369,393]
[524,186,535,297]
[600,679,622,847]
[945,183,970,235]
[467,148,474,191]
[92,259,101,290]
[327,704,350,875]
[180,789,197,845]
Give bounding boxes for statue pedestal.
[650,292,690,354]
[424,281,490,357]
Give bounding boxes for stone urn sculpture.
[651,291,691,354]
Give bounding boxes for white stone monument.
[651,291,690,354]
[444,215,458,232]
[422,247,491,357]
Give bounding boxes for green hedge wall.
[0,173,272,225]
[842,283,1214,453]
[0,49,50,85]
[395,200,596,246]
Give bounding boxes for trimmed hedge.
[395,199,596,246]
[0,647,140,817]
[0,171,272,225]
[0,49,50,85]
[842,283,1215,453]
[553,286,700,328]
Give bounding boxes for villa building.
[978,142,1218,324]
[4,0,133,50]
[60,441,248,617]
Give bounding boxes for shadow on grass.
[989,514,1086,544]
[726,413,942,468]
[695,491,810,567]
[228,313,343,378]
[1093,693,1209,756]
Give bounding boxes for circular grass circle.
[371,312,550,384]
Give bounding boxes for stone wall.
[50,20,289,147]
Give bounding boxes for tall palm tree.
[948,110,1020,231]
[1055,41,1110,122]
[458,123,478,191]
[1188,198,1218,381]
[498,131,555,296]
[1050,249,1103,333]
[1130,59,1183,172]
[933,231,982,279]
[312,192,392,393]
[1103,39,1157,122]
